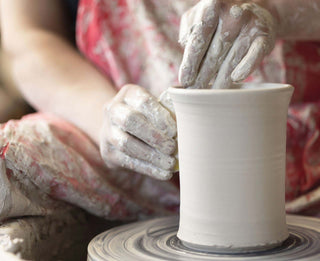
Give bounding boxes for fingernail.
[231,67,245,82]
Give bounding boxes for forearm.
[258,0,320,40]
[5,30,116,144]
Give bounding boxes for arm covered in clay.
[1,0,176,179]
[179,0,320,89]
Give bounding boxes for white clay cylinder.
[168,83,294,252]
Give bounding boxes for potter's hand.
[179,0,276,89]
[100,84,177,180]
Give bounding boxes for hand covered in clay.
[179,0,276,89]
[100,84,177,180]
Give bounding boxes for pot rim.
[168,83,294,96]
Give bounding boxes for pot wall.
[169,83,294,251]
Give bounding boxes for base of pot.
[180,238,284,254]
[88,215,320,261]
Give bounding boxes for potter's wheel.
[88,215,320,260]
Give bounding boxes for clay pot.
[168,83,294,252]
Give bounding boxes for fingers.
[231,36,268,82]
[108,102,176,155]
[101,85,178,179]
[105,145,173,180]
[191,12,245,89]
[123,86,176,138]
[179,1,276,89]
[191,21,232,89]
[211,34,252,89]
[187,3,246,89]
[179,0,219,87]
[108,126,176,170]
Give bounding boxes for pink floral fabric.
[76,0,320,216]
[76,0,196,97]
